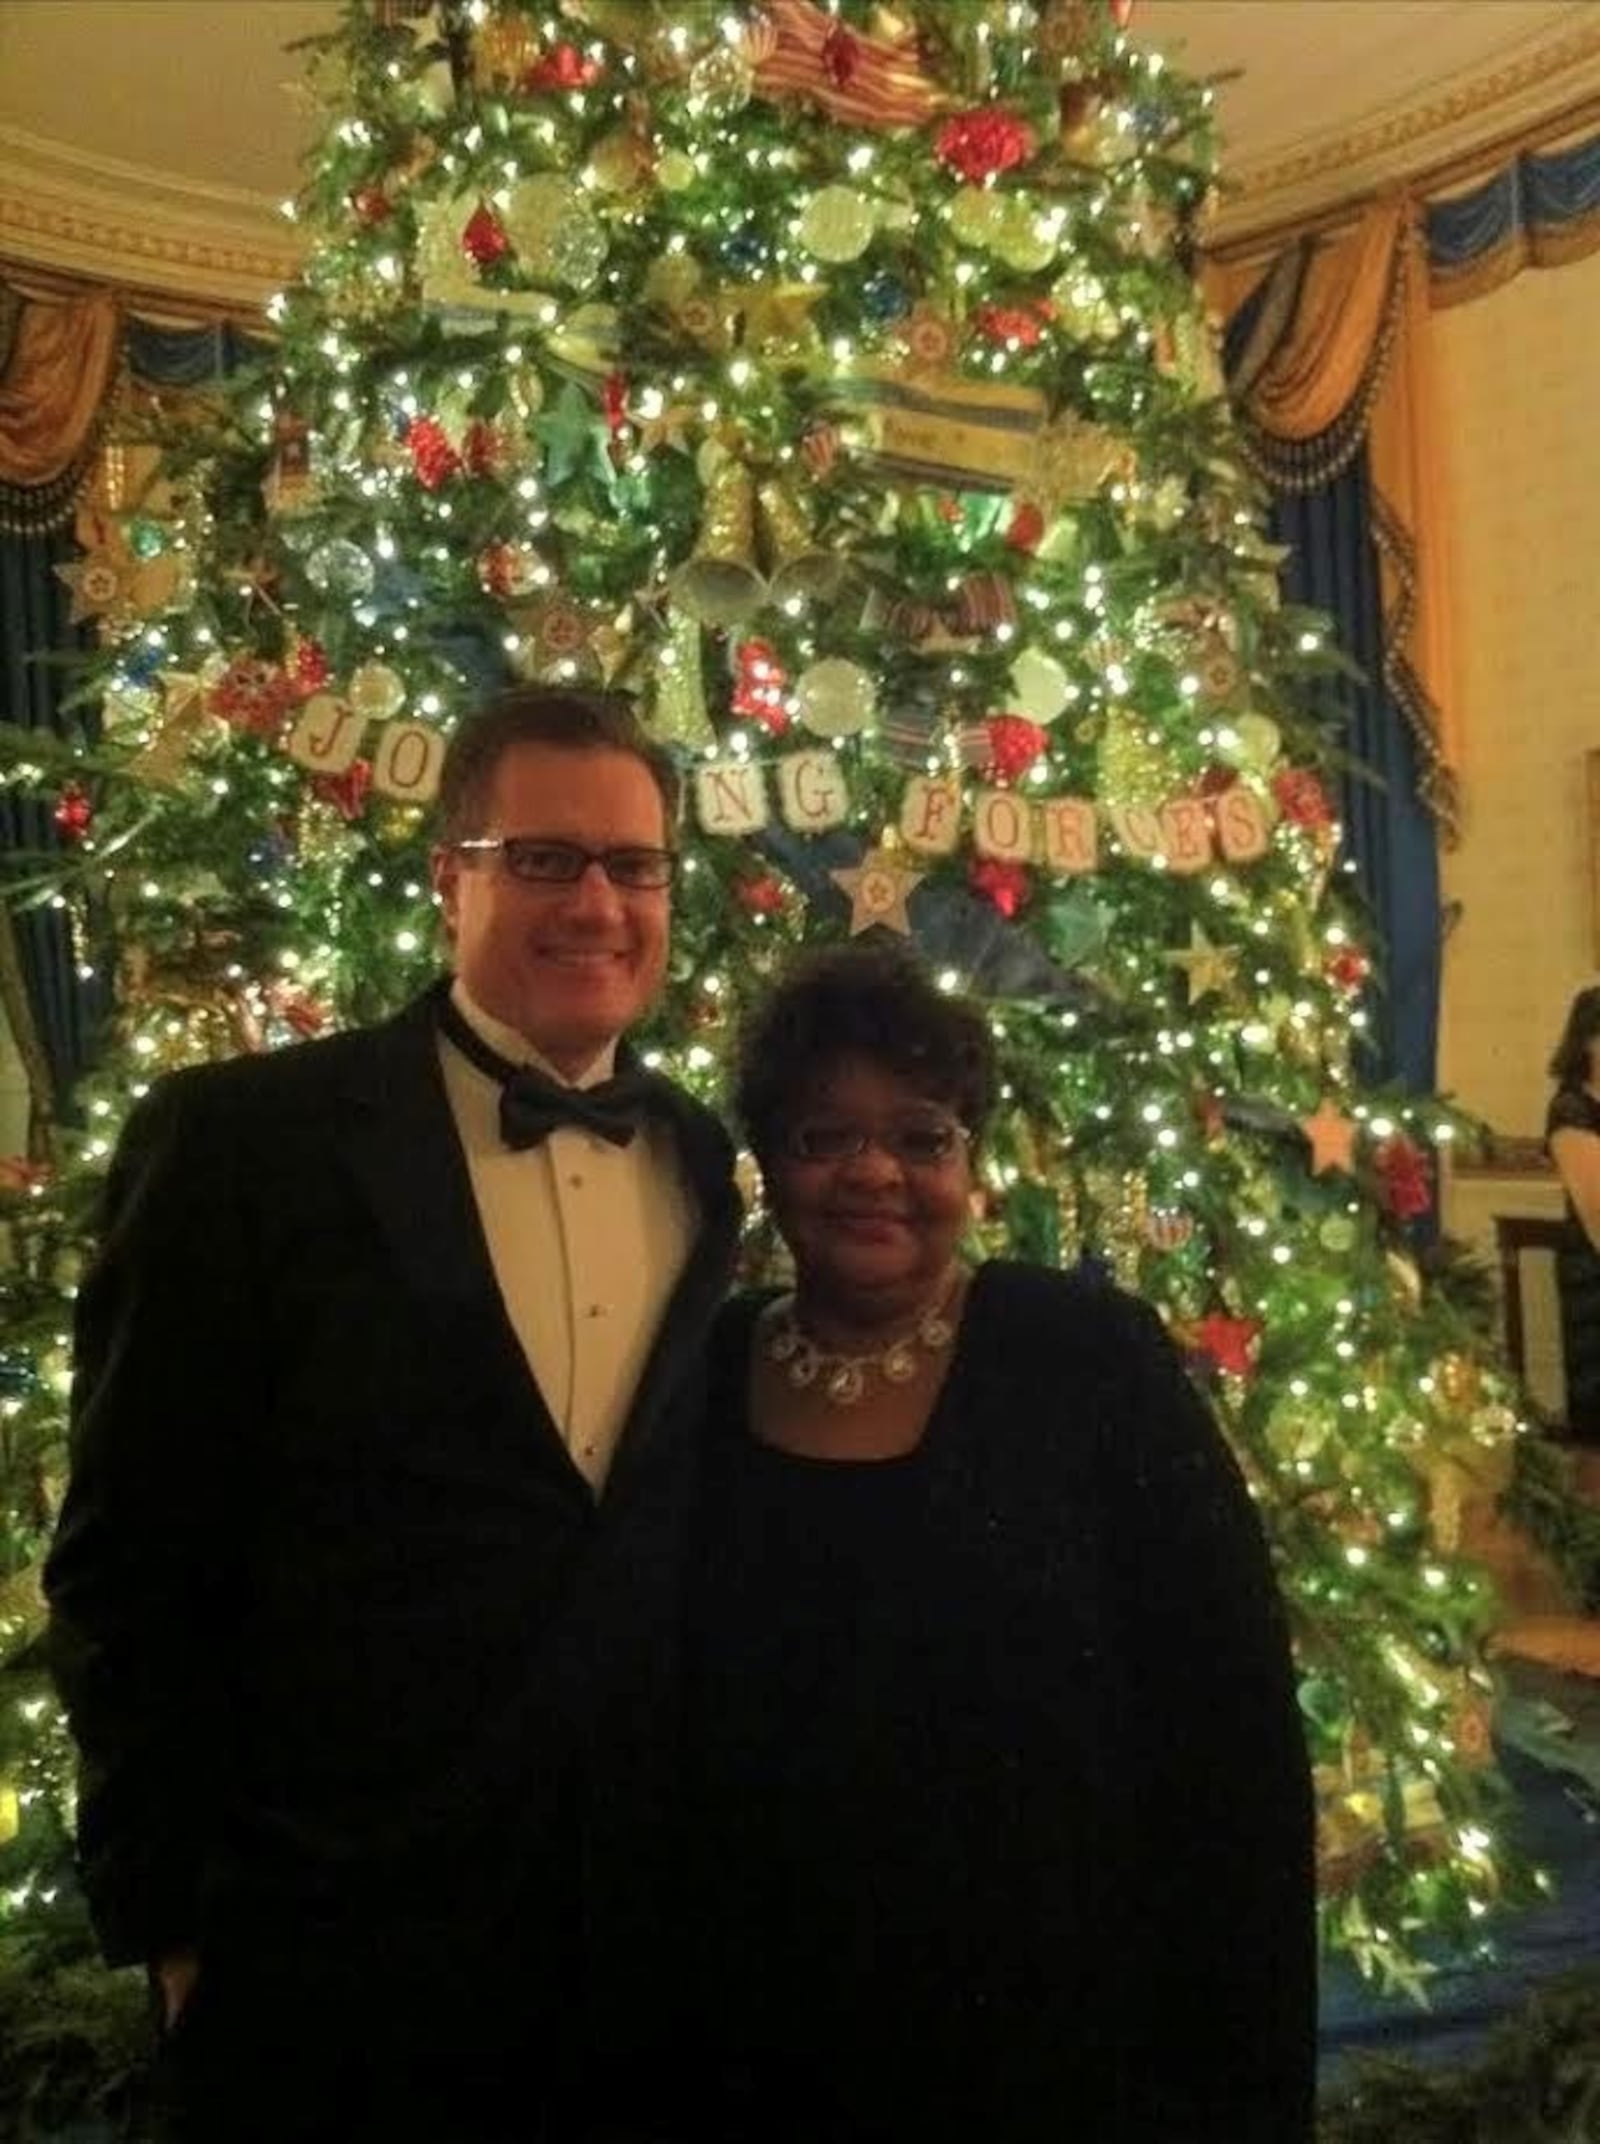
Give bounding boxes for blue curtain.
[0,528,101,1117]
[1270,468,1441,1093]
[1223,279,1440,1095]
[0,315,265,1117]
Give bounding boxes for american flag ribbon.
[749,0,946,130]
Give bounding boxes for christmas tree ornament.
[1230,712,1282,771]
[477,540,548,600]
[798,185,878,263]
[746,0,942,128]
[672,460,765,626]
[461,201,510,268]
[948,186,1008,248]
[1007,646,1071,723]
[688,41,755,113]
[1190,1311,1262,1379]
[304,538,377,597]
[53,783,93,842]
[347,662,407,722]
[310,758,374,822]
[1164,924,1238,1005]
[831,845,924,935]
[759,480,842,603]
[731,639,789,732]
[935,107,1036,182]
[405,415,462,490]
[522,39,603,91]
[735,873,787,918]
[207,657,297,741]
[1301,1099,1358,1176]
[1374,1135,1432,1221]
[1273,766,1334,831]
[54,547,133,626]
[969,857,1031,918]
[983,714,1048,783]
[795,657,876,738]
[505,175,608,290]
[650,611,717,751]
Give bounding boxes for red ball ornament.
[350,184,393,227]
[973,302,1050,349]
[735,874,786,918]
[969,857,1031,918]
[53,781,93,841]
[461,202,510,268]
[406,415,461,491]
[934,108,1036,184]
[983,714,1048,784]
[1326,946,1370,993]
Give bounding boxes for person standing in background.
[1545,984,1600,1441]
[46,686,742,2143]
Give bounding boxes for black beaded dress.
[669,1261,1315,2144]
[1545,1087,1600,1438]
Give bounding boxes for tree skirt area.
[1319,1656,1600,2130]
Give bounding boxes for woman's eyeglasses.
[451,838,677,890]
[782,1119,971,1168]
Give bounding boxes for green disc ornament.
[799,187,877,264]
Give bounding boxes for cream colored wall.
[1435,247,1600,1140]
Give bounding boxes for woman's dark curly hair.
[734,943,997,1166]
[1549,985,1600,1088]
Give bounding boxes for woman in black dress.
[1545,985,1600,1440]
[672,945,1315,2144]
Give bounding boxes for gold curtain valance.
[1204,200,1459,838]
[0,284,123,534]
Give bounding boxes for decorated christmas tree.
[0,0,1543,2047]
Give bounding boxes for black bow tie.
[437,993,653,1151]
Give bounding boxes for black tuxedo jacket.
[45,984,741,2013]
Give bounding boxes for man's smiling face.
[432,742,671,1076]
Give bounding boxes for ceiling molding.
[0,126,301,309]
[1215,16,1600,242]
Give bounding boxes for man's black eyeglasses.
[451,838,677,891]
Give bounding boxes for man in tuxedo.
[45,686,743,2142]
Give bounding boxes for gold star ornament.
[1163,923,1237,1005]
[830,847,924,936]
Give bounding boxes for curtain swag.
[0,279,267,536]
[1428,128,1600,307]
[1205,198,1458,840]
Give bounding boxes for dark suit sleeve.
[1104,1295,1316,2142]
[44,1074,249,1966]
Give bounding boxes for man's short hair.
[435,686,681,844]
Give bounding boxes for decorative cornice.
[1213,19,1600,245]
[0,126,301,310]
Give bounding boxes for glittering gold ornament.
[657,148,697,192]
[672,459,764,627]
[347,661,407,722]
[1098,705,1174,812]
[649,609,717,750]
[504,176,609,290]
